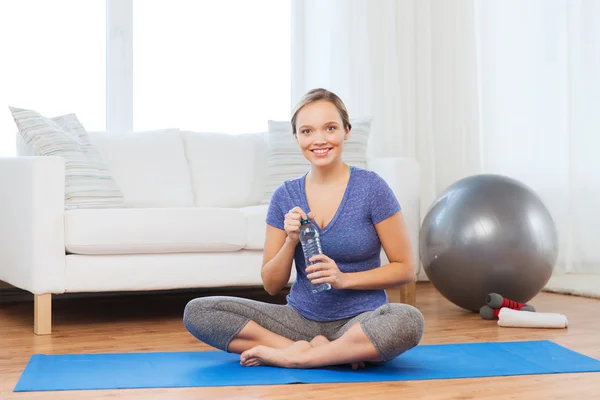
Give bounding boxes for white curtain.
[292,0,600,285]
[475,0,600,278]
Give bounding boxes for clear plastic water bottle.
[299,218,332,293]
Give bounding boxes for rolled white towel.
[498,308,568,329]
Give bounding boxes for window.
[0,0,106,156]
[0,0,291,157]
[133,0,291,133]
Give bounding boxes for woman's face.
[295,100,349,168]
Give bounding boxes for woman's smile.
[311,147,333,157]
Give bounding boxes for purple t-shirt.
[266,166,401,321]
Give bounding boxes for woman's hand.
[284,207,313,243]
[305,254,347,289]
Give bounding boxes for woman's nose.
[312,129,327,143]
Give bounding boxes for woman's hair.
[291,88,352,135]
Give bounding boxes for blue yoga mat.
[14,340,600,392]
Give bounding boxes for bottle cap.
[300,217,310,225]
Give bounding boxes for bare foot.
[240,340,312,368]
[309,335,330,347]
[310,335,365,370]
[351,361,366,370]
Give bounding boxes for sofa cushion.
[88,130,195,207]
[64,251,269,292]
[241,205,269,250]
[181,131,268,207]
[65,208,246,255]
[9,107,124,209]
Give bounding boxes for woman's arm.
[341,211,416,290]
[261,225,297,295]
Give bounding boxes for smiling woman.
[183,88,423,370]
[291,89,352,176]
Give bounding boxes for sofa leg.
[386,281,417,306]
[400,280,417,306]
[34,294,52,335]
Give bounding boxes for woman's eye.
[302,129,310,134]
[327,126,336,131]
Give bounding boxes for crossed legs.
[238,323,379,369]
[225,317,375,369]
[226,320,295,353]
[183,296,424,370]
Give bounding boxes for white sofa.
[0,128,421,335]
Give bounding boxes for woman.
[183,88,424,369]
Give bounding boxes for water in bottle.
[299,217,332,293]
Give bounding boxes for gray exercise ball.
[419,174,558,312]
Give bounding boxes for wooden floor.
[1,282,599,399]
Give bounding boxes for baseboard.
[417,269,430,282]
[542,274,600,299]
[414,271,600,299]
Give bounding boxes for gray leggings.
[183,296,425,363]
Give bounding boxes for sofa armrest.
[0,156,66,294]
[367,157,421,277]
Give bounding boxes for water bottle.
[299,218,332,293]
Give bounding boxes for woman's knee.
[387,304,425,344]
[401,304,425,346]
[363,304,425,362]
[182,296,228,334]
[183,297,209,331]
